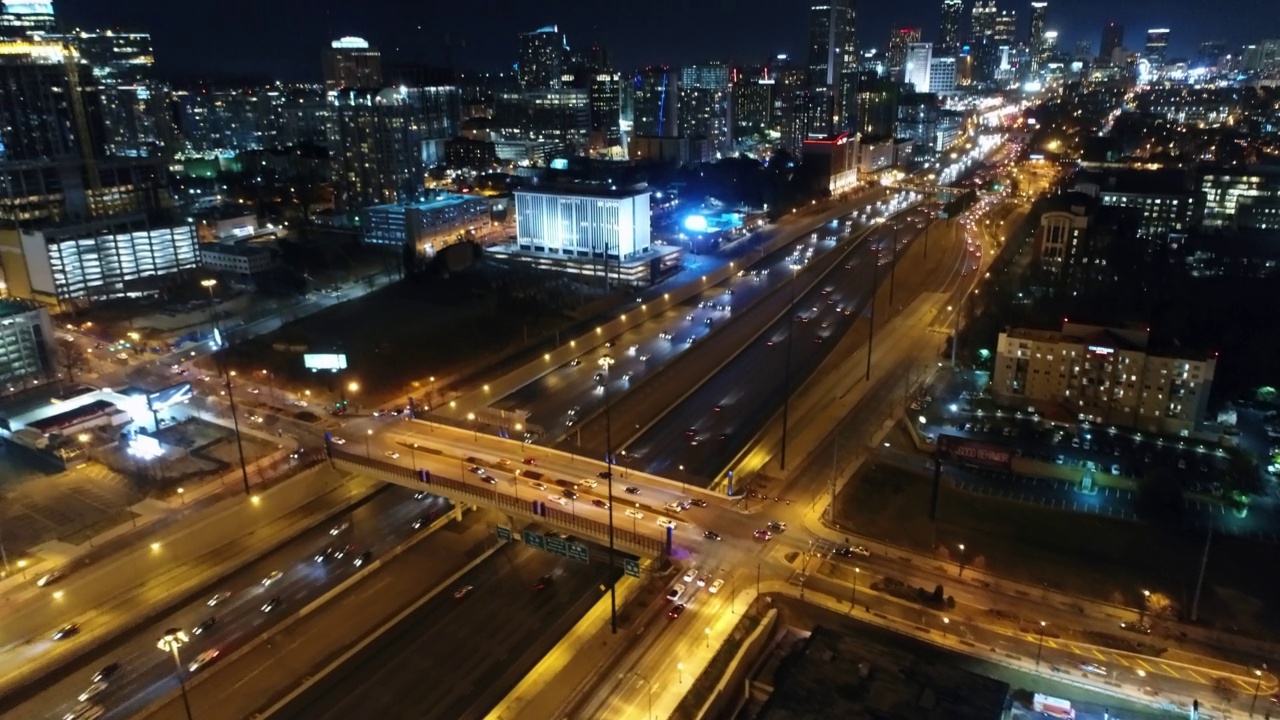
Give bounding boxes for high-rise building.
[853,74,899,137]
[0,1,55,38]
[970,0,998,81]
[729,65,775,141]
[903,43,933,93]
[805,0,857,135]
[518,25,567,91]
[0,298,53,393]
[323,37,382,91]
[937,0,963,57]
[679,63,730,152]
[1029,2,1049,68]
[993,10,1016,45]
[887,27,921,80]
[928,56,957,94]
[631,66,678,138]
[1099,22,1124,62]
[330,86,461,212]
[57,29,160,158]
[1197,42,1227,69]
[1145,29,1170,65]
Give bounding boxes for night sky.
[58,0,1278,81]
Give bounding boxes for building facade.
[363,193,490,255]
[937,0,963,57]
[514,184,651,260]
[323,37,382,91]
[902,43,932,93]
[993,322,1216,436]
[200,243,277,275]
[0,297,52,393]
[518,26,567,91]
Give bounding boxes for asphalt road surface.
[279,541,618,720]
[4,485,445,720]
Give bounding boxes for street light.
[1035,621,1047,672]
[704,626,711,647]
[851,566,860,608]
[781,262,799,471]
[1250,664,1266,716]
[598,354,619,635]
[365,429,373,459]
[466,412,478,441]
[631,672,654,720]
[957,543,967,577]
[677,662,684,684]
[942,616,950,637]
[157,628,195,720]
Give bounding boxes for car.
[682,567,698,583]
[562,488,579,500]
[91,662,122,683]
[754,529,773,541]
[688,498,708,508]
[592,498,611,509]
[292,399,308,407]
[453,585,474,599]
[668,603,687,619]
[37,570,63,587]
[685,336,697,345]
[261,596,282,612]
[568,358,582,367]
[624,486,641,495]
[849,545,871,557]
[534,574,553,591]
[315,546,337,562]
[580,477,600,487]
[666,584,686,601]
[191,617,217,635]
[1078,663,1107,676]
[703,530,721,540]
[656,518,677,530]
[624,508,644,519]
[331,436,346,445]
[333,545,355,559]
[188,649,221,672]
[411,516,429,530]
[78,682,107,703]
[53,623,80,640]
[665,501,685,514]
[468,465,487,476]
[413,491,428,500]
[696,573,709,587]
[638,353,651,361]
[64,703,105,720]
[207,591,231,607]
[709,579,725,594]
[527,479,548,491]
[329,522,349,535]
[766,521,787,533]
[547,494,568,506]
[1118,621,1151,635]
[261,570,283,587]
[384,451,401,459]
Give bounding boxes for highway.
[2,485,445,720]
[278,541,617,720]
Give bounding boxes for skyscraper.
[888,27,922,80]
[1029,2,1049,68]
[0,1,55,38]
[1145,29,1169,65]
[1099,22,1124,62]
[993,10,1016,45]
[631,66,678,138]
[903,43,933,93]
[805,0,857,136]
[518,25,567,91]
[679,63,731,152]
[970,0,998,81]
[937,0,963,58]
[323,37,382,91]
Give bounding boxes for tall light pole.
[204,279,250,496]
[781,262,799,471]
[851,566,860,608]
[598,354,619,634]
[866,240,879,382]
[1035,621,1046,672]
[956,543,967,577]
[158,628,195,720]
[365,429,373,459]
[1250,664,1266,716]
[888,223,899,308]
[632,671,654,720]
[467,412,478,441]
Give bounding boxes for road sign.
[567,542,589,564]
[545,535,568,557]
[522,530,545,550]
[623,558,640,577]
[495,526,512,542]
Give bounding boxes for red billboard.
[936,434,1012,470]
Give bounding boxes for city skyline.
[57,0,1275,80]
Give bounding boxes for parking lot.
[0,452,141,557]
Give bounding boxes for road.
[279,542,617,720]
[2,485,445,720]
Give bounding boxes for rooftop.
[756,626,1008,720]
[1078,168,1191,196]
[516,181,650,200]
[0,297,44,320]
[367,193,488,214]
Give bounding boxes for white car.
[664,501,685,514]
[528,481,547,491]
[708,578,724,594]
[384,451,401,459]
[292,400,308,407]
[329,522,349,536]
[666,584,686,602]
[77,682,107,703]
[547,494,568,506]
[696,573,708,587]
[682,567,698,583]
[63,704,103,720]
[656,518,677,530]
[261,570,283,587]
[624,508,644,520]
[331,436,346,445]
[577,478,598,489]
[188,649,220,672]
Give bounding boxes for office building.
[970,0,998,81]
[887,27,921,80]
[929,57,957,94]
[0,1,55,38]
[801,132,858,196]
[524,88,591,150]
[444,136,498,169]
[330,86,461,213]
[1145,29,1170,66]
[632,66,678,138]
[323,37,382,91]
[1198,166,1280,230]
[896,92,939,159]
[679,63,730,152]
[1073,169,1199,239]
[1197,42,1228,69]
[805,0,858,135]
[200,243,278,276]
[993,322,1216,436]
[1099,22,1124,62]
[730,65,774,141]
[0,298,53,392]
[518,25,567,91]
[856,135,895,173]
[57,29,159,158]
[0,215,198,308]
[937,0,963,57]
[853,76,900,137]
[993,10,1016,46]
[586,71,621,150]
[363,193,490,256]
[1029,2,1050,69]
[903,43,932,93]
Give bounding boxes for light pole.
[1035,621,1046,672]
[942,617,950,637]
[467,412,478,441]
[677,662,684,685]
[866,242,879,382]
[888,223,899,308]
[157,628,195,720]
[851,566,860,608]
[204,280,250,496]
[956,543,967,577]
[632,671,654,720]
[1139,588,1150,625]
[200,279,218,348]
[410,443,418,469]
[598,354,619,635]
[365,429,373,459]
[1250,664,1266,716]
[704,626,711,648]
[781,262,799,471]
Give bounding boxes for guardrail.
[330,449,669,557]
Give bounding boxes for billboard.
[936,434,1012,470]
[304,353,348,371]
[147,383,193,411]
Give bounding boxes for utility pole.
[1191,524,1213,622]
[781,265,797,471]
[599,355,618,634]
[866,246,878,382]
[889,224,898,308]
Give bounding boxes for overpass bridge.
[886,182,963,201]
[327,445,671,559]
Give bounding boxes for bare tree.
[54,338,87,382]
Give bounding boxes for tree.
[1222,448,1263,496]
[54,338,87,383]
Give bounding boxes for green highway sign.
[545,535,568,557]
[567,542,589,564]
[623,558,640,577]
[522,530,545,550]
[495,526,512,542]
